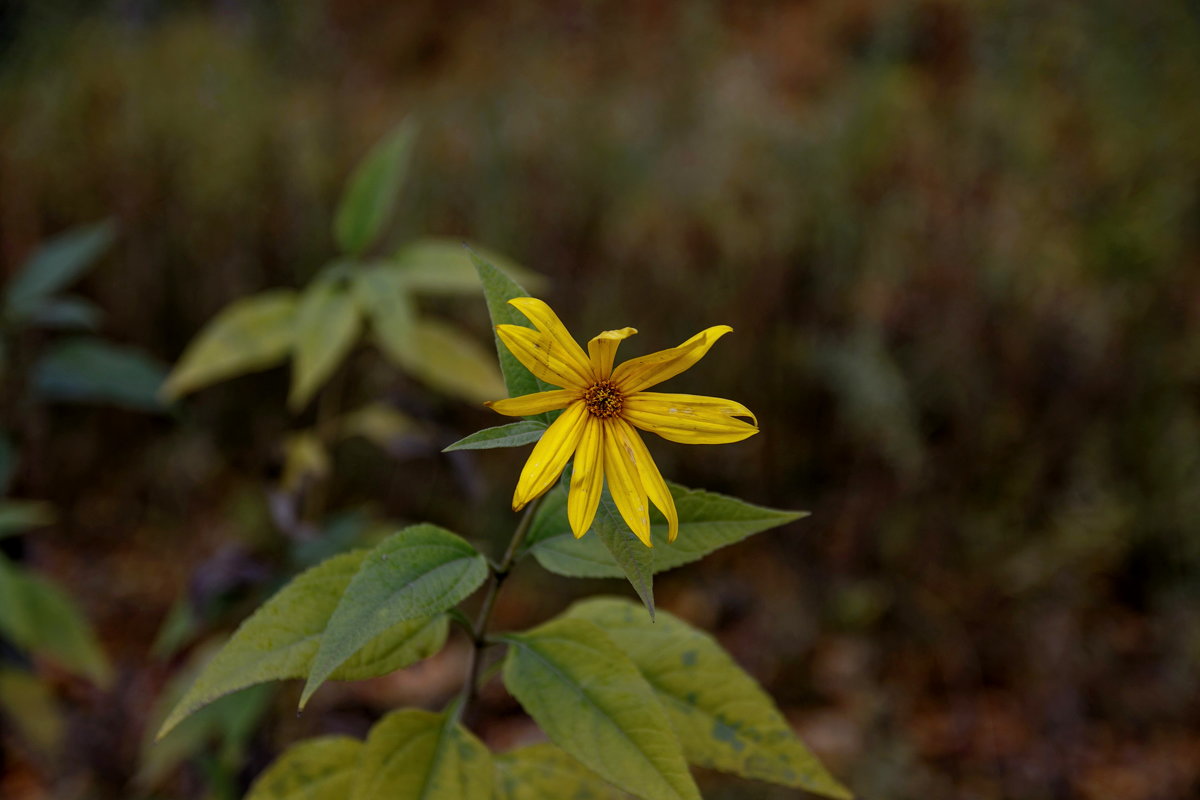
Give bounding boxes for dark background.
[2,1,1199,798]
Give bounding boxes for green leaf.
[359,264,512,408]
[246,735,362,800]
[4,220,115,317]
[470,251,556,404]
[156,551,448,739]
[0,667,65,760]
[528,483,807,578]
[140,642,273,790]
[334,119,418,256]
[301,525,487,708]
[392,318,507,404]
[329,616,448,682]
[592,490,654,619]
[0,501,56,539]
[162,290,298,399]
[567,598,852,799]
[443,420,546,452]
[26,295,102,330]
[354,266,417,364]
[0,555,112,686]
[494,743,632,800]
[352,708,491,800]
[280,432,330,492]
[336,403,419,449]
[500,617,700,800]
[290,278,362,410]
[392,238,544,296]
[31,337,167,411]
[150,594,200,660]
[522,483,569,554]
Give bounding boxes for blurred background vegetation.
[2,1,1199,798]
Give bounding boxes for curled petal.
[587,327,637,380]
[567,418,605,538]
[497,325,591,390]
[622,392,759,444]
[507,298,593,383]
[613,418,678,542]
[611,325,733,393]
[513,401,588,510]
[486,389,576,417]
[602,419,652,546]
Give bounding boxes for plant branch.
[458,493,543,721]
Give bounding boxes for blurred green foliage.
[0,218,164,773]
[1,1,1199,799]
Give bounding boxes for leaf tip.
[154,708,185,742]
[297,666,330,712]
[634,590,655,622]
[297,682,318,711]
[286,386,310,414]
[157,378,183,404]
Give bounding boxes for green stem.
[458,494,543,721]
[301,367,348,525]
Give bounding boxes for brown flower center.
[582,380,623,418]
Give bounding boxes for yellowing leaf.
[157,551,448,739]
[566,598,852,799]
[500,617,700,800]
[246,735,362,800]
[392,318,506,404]
[352,709,491,800]
[392,238,544,296]
[0,667,64,760]
[494,743,632,800]
[354,267,417,364]
[281,431,330,492]
[290,279,362,410]
[162,290,297,399]
[336,403,418,449]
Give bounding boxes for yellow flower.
[486,297,758,547]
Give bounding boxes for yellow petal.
[622,392,759,444]
[611,325,733,393]
[486,389,576,417]
[602,418,652,546]
[613,418,678,542]
[587,327,637,379]
[512,401,588,510]
[507,297,593,383]
[497,325,591,390]
[567,418,605,538]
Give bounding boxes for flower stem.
[458,494,543,722]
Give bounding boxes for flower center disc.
[582,380,623,418]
